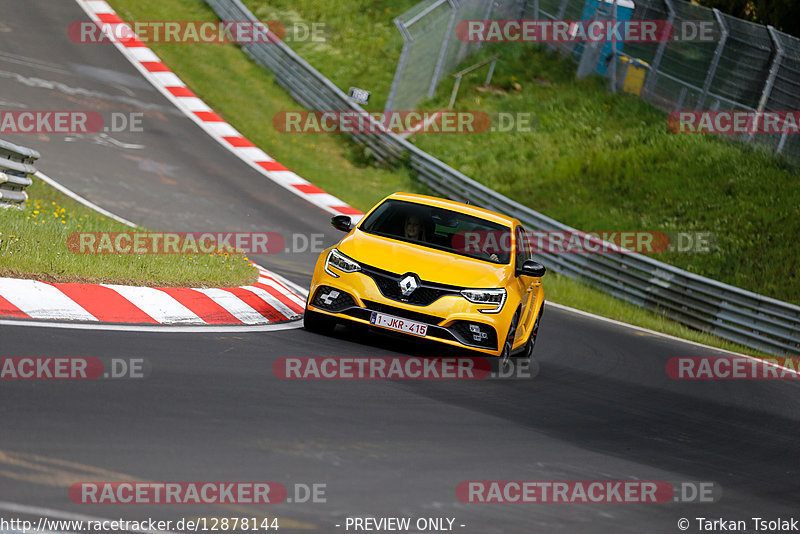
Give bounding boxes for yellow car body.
[305,192,545,359]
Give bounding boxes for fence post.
[695,9,727,110]
[609,0,618,93]
[748,26,783,141]
[642,0,675,100]
[482,0,495,28]
[777,131,788,154]
[557,0,569,19]
[428,0,459,98]
[520,0,531,19]
[385,19,413,114]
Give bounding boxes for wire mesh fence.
[387,0,800,165]
[385,0,527,113]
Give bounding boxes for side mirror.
[331,215,353,232]
[521,259,546,277]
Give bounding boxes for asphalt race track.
[1,1,799,533]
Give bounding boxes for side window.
[515,226,530,272]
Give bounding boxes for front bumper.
[307,268,511,356]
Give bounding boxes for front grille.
[450,321,498,350]
[312,286,356,312]
[360,264,461,306]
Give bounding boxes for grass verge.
[104,0,779,356]
[0,178,256,287]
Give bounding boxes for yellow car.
[304,193,546,363]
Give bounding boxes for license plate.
[369,311,428,337]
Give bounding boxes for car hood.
[338,229,510,288]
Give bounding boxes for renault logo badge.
[399,274,419,297]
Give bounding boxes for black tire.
[500,309,520,369]
[303,308,336,335]
[514,302,544,362]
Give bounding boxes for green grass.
[102,0,789,356]
[0,178,256,287]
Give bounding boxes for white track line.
[0,318,300,333]
[547,301,769,362]
[35,171,138,228]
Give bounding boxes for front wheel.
[303,308,336,335]
[500,310,520,370]
[516,302,544,362]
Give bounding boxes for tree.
[695,0,800,38]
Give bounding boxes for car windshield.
[358,199,512,264]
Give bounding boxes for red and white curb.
[2,0,363,326]
[0,263,304,325]
[75,0,363,221]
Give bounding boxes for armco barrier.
[204,0,800,356]
[0,139,39,208]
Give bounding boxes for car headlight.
[460,288,506,314]
[324,248,361,278]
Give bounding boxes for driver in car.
[404,214,427,242]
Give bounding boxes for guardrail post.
[695,9,727,110]
[0,139,40,208]
[643,0,675,100]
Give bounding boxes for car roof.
[383,192,518,228]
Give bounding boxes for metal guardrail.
[0,139,39,208]
[204,0,800,356]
